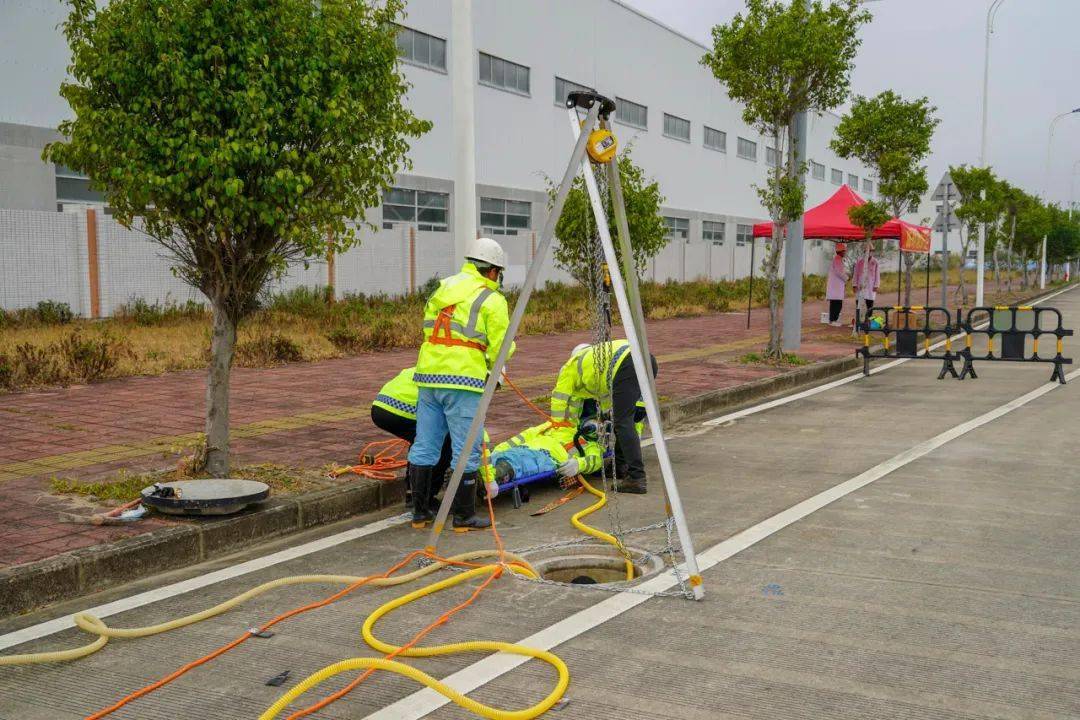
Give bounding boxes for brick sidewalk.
[0,284,1011,569]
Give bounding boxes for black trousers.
[611,354,658,482]
[828,299,843,322]
[370,406,453,497]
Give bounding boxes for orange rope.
[501,372,569,428]
[330,438,409,480]
[83,551,424,720]
[284,564,502,719]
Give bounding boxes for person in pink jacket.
[853,243,881,317]
[826,243,849,326]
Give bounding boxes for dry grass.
[50,462,331,505]
[0,271,1060,393]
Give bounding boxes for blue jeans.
[490,446,557,479]
[408,387,484,475]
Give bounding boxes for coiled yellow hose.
[259,565,569,720]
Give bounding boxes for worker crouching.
[407,238,515,530]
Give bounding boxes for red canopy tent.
[746,185,933,314]
[751,185,930,243]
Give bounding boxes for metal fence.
[0,207,833,317]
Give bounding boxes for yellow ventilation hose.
[0,549,533,667]
[570,476,635,580]
[259,565,569,720]
[2,474,632,719]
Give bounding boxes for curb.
[3,285,1070,619]
[0,476,405,618]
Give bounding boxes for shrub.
[117,296,206,325]
[327,325,362,352]
[35,300,75,325]
[236,333,304,366]
[0,354,14,390]
[58,332,119,382]
[261,286,333,317]
[13,343,64,385]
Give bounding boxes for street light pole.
[975,0,1006,307]
[1042,109,1080,289]
[451,0,477,259]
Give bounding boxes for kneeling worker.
[407,237,514,530]
[370,366,451,508]
[550,341,657,494]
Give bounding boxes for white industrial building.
[1,0,912,316]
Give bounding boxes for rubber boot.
[409,465,436,528]
[452,471,492,531]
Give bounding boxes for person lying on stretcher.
[487,399,644,488]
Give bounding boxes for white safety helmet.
[571,343,591,358]
[465,237,507,270]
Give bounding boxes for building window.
[395,26,447,72]
[862,178,873,196]
[382,188,449,232]
[703,126,726,152]
[480,197,530,236]
[55,165,105,206]
[479,52,530,95]
[555,77,593,106]
[663,216,689,241]
[847,173,859,189]
[662,113,690,142]
[702,220,725,245]
[736,137,757,161]
[810,160,825,180]
[766,146,780,167]
[615,97,648,130]
[831,168,843,185]
[736,223,753,247]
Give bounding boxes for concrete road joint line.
[0,513,410,652]
[363,370,1079,719]
[1,284,1073,660]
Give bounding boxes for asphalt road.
[1,284,1077,720]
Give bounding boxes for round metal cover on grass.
[140,479,270,516]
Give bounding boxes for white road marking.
[366,366,1079,720]
[1,285,1073,652]
[0,514,410,652]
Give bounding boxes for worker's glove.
[484,478,500,499]
[557,457,581,479]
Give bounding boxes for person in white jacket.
[853,243,881,317]
[825,243,849,326]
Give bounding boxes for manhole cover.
[140,478,270,516]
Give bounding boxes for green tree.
[45,0,430,474]
[831,90,939,305]
[996,181,1026,293]
[950,165,1000,304]
[1045,204,1080,279]
[701,0,869,357]
[1012,192,1050,291]
[548,150,667,286]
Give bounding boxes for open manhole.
[523,544,664,586]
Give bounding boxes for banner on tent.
[899,224,931,254]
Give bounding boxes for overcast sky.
[624,0,1080,208]
[5,0,1080,207]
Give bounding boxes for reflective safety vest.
[372,367,419,420]
[549,340,632,427]
[493,421,603,475]
[414,263,515,393]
